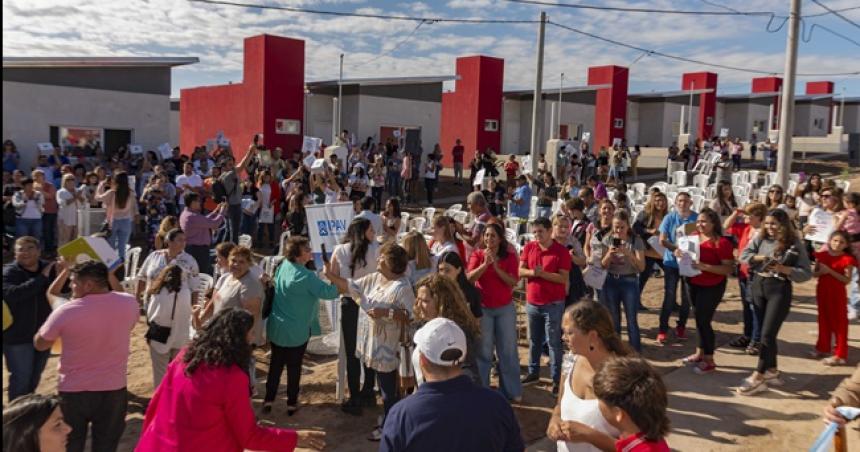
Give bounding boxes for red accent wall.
[440,56,504,166]
[180,35,305,161]
[752,76,783,130]
[587,65,628,152]
[681,72,718,140]
[806,81,834,133]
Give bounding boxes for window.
[51,126,103,157]
[752,120,766,133]
[705,116,714,126]
[276,119,301,135]
[613,118,624,129]
[484,119,499,132]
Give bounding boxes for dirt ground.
[3,155,858,451]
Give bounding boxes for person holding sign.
[803,187,843,249]
[737,209,811,395]
[678,208,734,374]
[656,192,698,346]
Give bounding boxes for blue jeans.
[659,266,690,333]
[240,213,257,236]
[739,276,762,341]
[848,267,860,314]
[526,301,564,383]
[387,172,402,198]
[599,274,642,352]
[477,302,522,399]
[3,343,50,401]
[15,217,43,243]
[109,217,133,262]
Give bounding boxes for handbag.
[258,205,274,224]
[582,265,608,290]
[263,260,284,318]
[398,321,416,393]
[145,292,178,344]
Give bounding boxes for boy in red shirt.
[594,357,671,452]
[504,155,519,188]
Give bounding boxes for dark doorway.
[104,129,133,159]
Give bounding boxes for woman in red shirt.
[724,202,768,355]
[136,308,324,452]
[677,208,735,374]
[467,222,521,401]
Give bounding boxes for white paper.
[581,132,591,143]
[804,209,833,243]
[303,153,317,169]
[521,155,532,175]
[647,235,667,255]
[310,158,327,174]
[129,144,143,155]
[612,138,622,147]
[720,128,730,138]
[37,143,54,155]
[302,136,322,154]
[158,143,173,160]
[324,145,348,164]
[677,235,701,277]
[473,168,486,187]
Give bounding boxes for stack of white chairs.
[400,212,410,233]
[691,195,705,212]
[706,184,717,199]
[448,203,463,212]
[124,246,142,280]
[421,207,436,225]
[765,172,779,187]
[409,217,426,234]
[747,170,761,187]
[692,174,710,190]
[238,234,253,249]
[505,228,518,245]
[631,183,646,199]
[450,210,468,225]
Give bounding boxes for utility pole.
[776,0,800,189]
[337,53,344,144]
[528,11,547,176]
[558,72,564,139]
[687,81,695,136]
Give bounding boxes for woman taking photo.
[401,231,433,286]
[256,169,280,249]
[144,264,192,387]
[330,219,380,416]
[584,199,615,262]
[466,222,522,400]
[136,308,326,452]
[635,191,669,295]
[413,274,482,385]
[709,180,738,221]
[738,209,812,395]
[547,302,628,452]
[265,237,339,415]
[678,208,734,374]
[137,228,200,305]
[2,394,71,452]
[95,171,137,261]
[593,211,646,352]
[381,198,402,243]
[550,214,587,305]
[325,243,414,441]
[437,251,482,319]
[725,203,768,355]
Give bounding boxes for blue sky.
[4,0,859,98]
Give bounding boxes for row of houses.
[4,33,858,171]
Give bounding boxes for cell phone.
[612,238,622,247]
[320,244,329,264]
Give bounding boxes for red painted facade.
[587,65,628,152]
[440,56,504,166]
[806,81,834,133]
[681,72,718,140]
[180,35,305,161]
[752,76,783,130]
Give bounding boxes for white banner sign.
[37,143,54,155]
[324,145,348,164]
[158,143,173,160]
[581,132,591,143]
[302,136,323,154]
[305,202,355,268]
[720,128,730,138]
[804,209,833,243]
[129,144,144,155]
[521,155,532,175]
[473,168,486,188]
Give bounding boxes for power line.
[802,20,860,48]
[810,0,860,29]
[505,0,773,16]
[187,0,540,23]
[547,20,860,76]
[350,20,427,68]
[804,5,860,18]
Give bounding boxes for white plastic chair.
[765,172,778,187]
[448,203,463,212]
[450,211,468,225]
[747,170,761,186]
[706,185,717,199]
[732,185,748,198]
[124,246,142,280]
[692,174,710,190]
[787,180,798,196]
[691,195,705,212]
[261,255,285,276]
[673,171,688,187]
[505,228,518,244]
[835,180,851,192]
[528,197,539,220]
[651,182,668,193]
[238,234,253,249]
[421,207,436,223]
[409,217,426,234]
[400,212,410,230]
[631,183,646,198]
[688,187,704,197]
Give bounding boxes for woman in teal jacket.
[263,236,339,415]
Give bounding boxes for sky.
[3,0,859,98]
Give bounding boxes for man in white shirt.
[175,163,203,209]
[354,196,383,237]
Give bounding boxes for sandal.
[746,342,762,356]
[729,336,751,348]
[822,356,847,366]
[736,377,767,395]
[681,354,704,366]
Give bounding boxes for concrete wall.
[2,80,169,170]
[843,103,860,134]
[634,102,665,147]
[306,93,334,143]
[169,109,180,147]
[502,98,522,154]
[357,94,441,158]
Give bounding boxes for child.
[812,230,856,366]
[593,357,670,451]
[56,174,82,246]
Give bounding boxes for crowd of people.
[3,132,859,452]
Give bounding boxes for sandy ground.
[4,154,858,451]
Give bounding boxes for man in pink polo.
[519,216,571,396]
[34,261,138,452]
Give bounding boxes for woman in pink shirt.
[136,308,325,452]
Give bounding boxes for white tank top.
[556,357,620,452]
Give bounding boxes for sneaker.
[808,350,829,359]
[693,362,717,374]
[367,427,383,442]
[736,377,767,395]
[729,336,751,348]
[675,326,688,340]
[762,369,784,386]
[551,383,560,396]
[746,342,762,356]
[521,373,540,386]
[822,356,847,366]
[681,354,703,366]
[656,332,667,346]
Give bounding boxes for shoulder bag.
[145,292,178,344]
[398,319,416,395]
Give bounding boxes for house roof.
[627,88,716,100]
[306,75,457,88]
[2,57,199,68]
[503,84,611,99]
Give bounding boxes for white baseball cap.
[413,318,467,367]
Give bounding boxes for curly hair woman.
[137,307,326,452]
